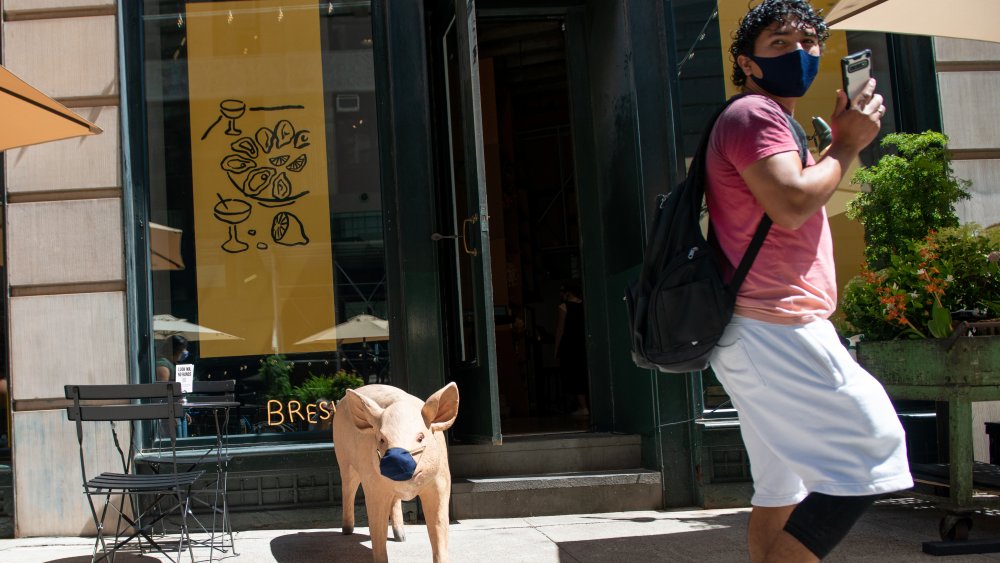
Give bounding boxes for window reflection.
[143,1,386,444]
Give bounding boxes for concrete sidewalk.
[6,499,1000,562]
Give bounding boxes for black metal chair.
[65,382,203,563]
[140,379,238,560]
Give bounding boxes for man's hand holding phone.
[829,49,885,155]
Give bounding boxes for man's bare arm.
[740,80,884,230]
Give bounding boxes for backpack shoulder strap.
[638,95,748,288]
[784,113,810,167]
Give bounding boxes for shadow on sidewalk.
[557,511,751,562]
[270,530,373,561]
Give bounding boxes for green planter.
[858,336,1000,388]
[857,335,1000,507]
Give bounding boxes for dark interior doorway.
[476,19,589,434]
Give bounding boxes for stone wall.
[2,0,125,537]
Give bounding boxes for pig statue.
[333,382,459,563]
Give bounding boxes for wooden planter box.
[858,336,1000,388]
[857,335,1000,508]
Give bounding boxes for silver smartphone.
[841,49,873,102]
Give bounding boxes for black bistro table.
[141,397,240,560]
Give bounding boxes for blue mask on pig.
[379,448,417,481]
[748,49,820,98]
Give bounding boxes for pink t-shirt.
[705,94,837,324]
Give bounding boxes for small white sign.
[176,364,194,393]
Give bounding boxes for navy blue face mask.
[748,49,820,98]
[378,447,421,481]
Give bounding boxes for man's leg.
[770,492,878,561]
[748,504,797,563]
[762,530,819,563]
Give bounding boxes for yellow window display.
[143,1,387,442]
[186,1,336,358]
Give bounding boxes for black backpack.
[625,95,808,373]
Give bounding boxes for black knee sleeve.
[783,492,879,559]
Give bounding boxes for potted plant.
[841,226,1000,343]
[839,131,1000,512]
[256,354,293,401]
[290,369,365,404]
[840,130,995,345]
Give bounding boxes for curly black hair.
[729,0,830,88]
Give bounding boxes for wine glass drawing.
[220,99,246,136]
[213,195,252,253]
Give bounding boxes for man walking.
[705,1,913,561]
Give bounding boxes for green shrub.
[290,369,364,404]
[841,225,1000,340]
[256,354,293,401]
[845,131,970,269]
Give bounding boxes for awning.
[0,64,102,151]
[827,0,1000,44]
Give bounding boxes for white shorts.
[709,316,914,507]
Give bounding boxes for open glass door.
[436,0,501,444]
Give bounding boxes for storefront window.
[672,1,899,414]
[142,1,386,445]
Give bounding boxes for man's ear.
[737,54,756,78]
[421,382,460,432]
[345,389,382,431]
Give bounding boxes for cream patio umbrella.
[294,314,390,345]
[826,0,1000,44]
[0,64,102,151]
[153,314,241,341]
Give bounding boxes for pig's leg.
[368,497,393,563]
[341,465,362,535]
[420,486,451,563]
[391,499,406,542]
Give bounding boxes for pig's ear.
[422,382,460,432]
[345,389,383,431]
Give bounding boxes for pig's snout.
[379,447,417,481]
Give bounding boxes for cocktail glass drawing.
[220,99,246,136]
[213,195,252,253]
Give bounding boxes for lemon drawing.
[272,211,309,246]
[286,154,307,172]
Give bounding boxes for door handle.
[461,214,479,256]
[430,214,479,256]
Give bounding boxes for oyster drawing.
[221,118,311,207]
